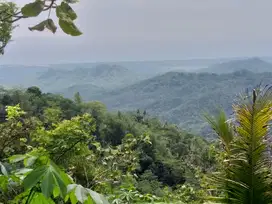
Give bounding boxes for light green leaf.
[56,2,77,20]
[67,184,77,193]
[14,168,32,176]
[53,186,60,198]
[70,190,78,204]
[31,192,55,204]
[75,185,89,203]
[59,19,82,36]
[21,0,44,17]
[41,167,55,198]
[67,184,109,204]
[50,161,67,198]
[0,162,8,176]
[45,19,57,33]
[84,196,93,204]
[0,176,8,192]
[87,189,110,204]
[24,156,38,167]
[23,165,47,190]
[28,20,46,32]
[60,170,73,185]
[29,19,57,34]
[9,154,26,163]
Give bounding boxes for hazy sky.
[2,0,272,64]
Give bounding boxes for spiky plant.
[205,85,272,203]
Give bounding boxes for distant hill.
[36,64,146,93]
[0,65,49,87]
[198,57,272,74]
[1,59,272,137]
[89,70,272,135]
[55,84,106,99]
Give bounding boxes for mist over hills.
[36,64,143,92]
[0,57,272,136]
[90,70,272,134]
[197,57,272,74]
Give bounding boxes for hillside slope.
[36,64,146,92]
[90,70,272,134]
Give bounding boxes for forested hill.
[0,86,214,203]
[91,70,272,133]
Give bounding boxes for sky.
[2,0,272,64]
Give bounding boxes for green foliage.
[56,2,77,21]
[21,0,45,17]
[205,85,272,203]
[6,104,26,120]
[0,1,17,54]
[0,151,108,203]
[56,1,81,36]
[0,0,82,54]
[29,19,57,33]
[0,87,219,203]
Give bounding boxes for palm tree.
[205,85,272,203]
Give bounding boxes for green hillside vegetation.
[1,1,272,203]
[0,84,272,203]
[91,70,272,135]
[0,86,216,203]
[1,60,272,136]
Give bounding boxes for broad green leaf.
[56,2,77,20]
[14,168,33,176]
[75,185,89,203]
[67,184,77,193]
[50,161,67,197]
[67,184,109,204]
[70,189,78,204]
[21,0,44,17]
[23,165,47,190]
[0,176,9,192]
[87,189,110,204]
[67,184,88,203]
[24,156,38,167]
[9,154,26,163]
[29,21,46,32]
[29,19,57,34]
[59,19,82,36]
[46,19,57,34]
[31,192,55,204]
[60,170,73,185]
[41,167,55,198]
[53,186,60,198]
[0,162,8,176]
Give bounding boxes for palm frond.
[206,85,272,204]
[204,109,234,152]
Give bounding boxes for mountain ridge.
[198,57,272,73]
[90,70,272,134]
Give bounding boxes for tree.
[73,91,82,105]
[26,86,42,97]
[0,0,82,54]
